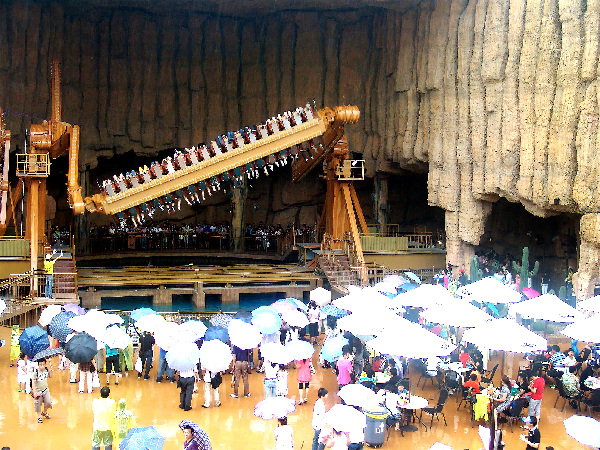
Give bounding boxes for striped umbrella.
[178,421,211,450]
[209,313,232,328]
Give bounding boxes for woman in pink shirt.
[336,351,354,391]
[296,358,312,404]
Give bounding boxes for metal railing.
[0,270,77,301]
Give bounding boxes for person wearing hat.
[519,416,540,449]
[44,250,63,298]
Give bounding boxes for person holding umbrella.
[231,345,251,398]
[32,358,53,423]
[138,331,155,380]
[179,364,199,411]
[79,358,95,394]
[202,367,222,408]
[182,425,200,450]
[296,357,312,404]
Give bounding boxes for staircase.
[51,252,78,302]
[317,250,361,289]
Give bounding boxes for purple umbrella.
[62,303,86,316]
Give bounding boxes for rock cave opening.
[475,198,579,294]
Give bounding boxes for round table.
[399,395,429,432]
[584,376,600,390]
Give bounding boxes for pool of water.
[100,292,295,313]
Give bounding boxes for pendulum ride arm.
[84,105,360,216]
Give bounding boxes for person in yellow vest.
[44,250,63,298]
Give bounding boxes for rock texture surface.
[0,0,599,296]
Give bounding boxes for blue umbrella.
[48,311,76,343]
[203,326,229,343]
[19,325,50,359]
[320,335,349,363]
[130,308,158,322]
[251,309,282,335]
[119,426,165,450]
[209,313,232,328]
[282,297,308,312]
[233,311,252,323]
[398,282,418,292]
[179,420,212,450]
[320,305,348,318]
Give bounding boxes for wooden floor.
[0,325,592,449]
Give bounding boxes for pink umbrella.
[521,288,541,299]
[270,300,296,314]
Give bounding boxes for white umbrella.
[253,397,296,420]
[393,284,454,309]
[67,312,110,338]
[337,384,380,409]
[561,314,600,343]
[510,294,582,323]
[166,341,201,372]
[382,274,406,288]
[261,342,294,365]
[421,302,493,328]
[333,288,393,313]
[578,295,600,313]
[373,281,397,294]
[0,299,6,315]
[284,339,315,361]
[153,321,180,351]
[462,319,547,353]
[310,287,331,306]
[198,339,233,373]
[336,311,408,336]
[179,320,208,340]
[104,313,124,326]
[367,324,456,358]
[100,325,132,350]
[457,277,523,304]
[563,415,600,448]
[227,320,261,350]
[39,305,63,327]
[323,404,366,433]
[135,313,167,333]
[281,309,309,328]
[404,271,421,284]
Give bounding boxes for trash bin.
[364,405,389,448]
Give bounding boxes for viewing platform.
[77,263,322,309]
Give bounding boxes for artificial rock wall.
[0,0,599,296]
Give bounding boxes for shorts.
[309,322,319,338]
[92,430,113,448]
[34,389,52,412]
[106,355,120,373]
[528,398,542,417]
[299,382,310,389]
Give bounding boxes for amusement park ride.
[0,60,369,289]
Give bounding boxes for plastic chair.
[553,378,580,412]
[502,397,528,432]
[415,360,437,389]
[481,364,499,386]
[581,389,600,416]
[421,388,449,428]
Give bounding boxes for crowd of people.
[96,103,320,226]
[87,221,316,254]
[9,287,600,449]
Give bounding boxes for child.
[276,364,288,397]
[112,398,136,446]
[17,353,27,393]
[296,358,312,404]
[274,416,294,450]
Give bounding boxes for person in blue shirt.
[105,345,121,385]
[156,347,174,383]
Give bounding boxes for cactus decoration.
[512,247,539,292]
[470,256,483,282]
[558,286,567,301]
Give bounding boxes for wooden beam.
[349,184,369,236]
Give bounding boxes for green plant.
[512,247,539,292]
[470,256,483,282]
[559,286,567,301]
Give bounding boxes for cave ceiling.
[72,0,422,15]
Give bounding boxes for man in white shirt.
[311,388,328,450]
[179,366,199,411]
